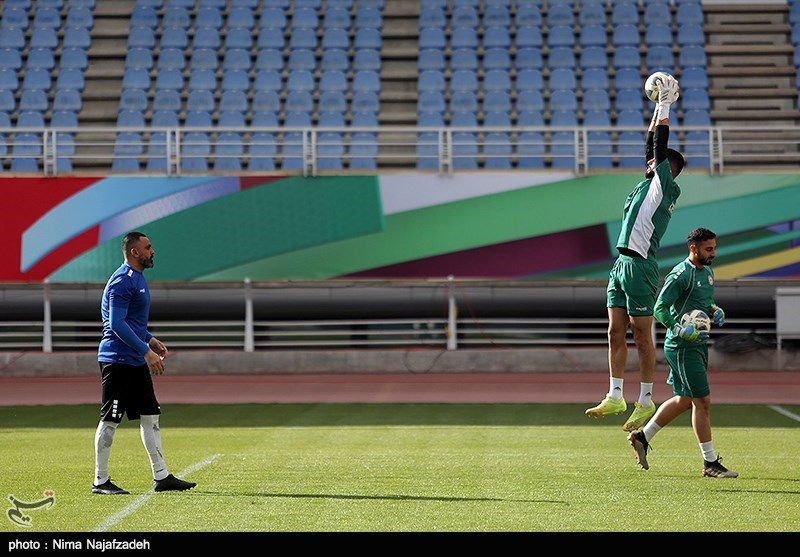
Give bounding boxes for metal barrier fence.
[3,124,800,176]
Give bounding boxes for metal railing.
[2,124,800,176]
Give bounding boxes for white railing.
[2,125,799,176]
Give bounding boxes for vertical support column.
[447,275,457,351]
[244,278,254,353]
[43,279,52,353]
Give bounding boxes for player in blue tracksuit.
[92,231,196,495]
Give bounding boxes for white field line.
[91,453,223,533]
[767,405,800,423]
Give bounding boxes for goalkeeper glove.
[711,304,725,326]
[672,323,708,343]
[654,75,680,121]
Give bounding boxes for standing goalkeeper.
[586,74,686,432]
[627,227,737,478]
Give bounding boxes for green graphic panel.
[52,176,383,281]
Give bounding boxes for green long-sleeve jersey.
[654,257,717,349]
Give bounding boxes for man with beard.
[92,231,197,495]
[627,228,738,478]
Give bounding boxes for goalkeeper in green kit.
[586,73,686,432]
[627,228,738,478]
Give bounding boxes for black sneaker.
[703,456,738,478]
[627,430,651,470]
[153,474,197,492]
[91,478,130,495]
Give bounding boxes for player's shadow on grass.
[207,491,570,505]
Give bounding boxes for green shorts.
[665,344,710,398]
[606,254,659,316]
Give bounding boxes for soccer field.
[1,403,799,534]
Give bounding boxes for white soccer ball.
[644,71,673,102]
[680,309,711,332]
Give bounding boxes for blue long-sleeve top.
[98,263,153,365]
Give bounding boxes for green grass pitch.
[1,403,798,533]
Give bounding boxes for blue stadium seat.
[112,132,143,172]
[251,110,279,127]
[259,7,287,30]
[63,26,91,50]
[319,90,348,114]
[55,134,76,173]
[682,109,711,127]
[17,110,45,128]
[317,132,345,170]
[516,89,545,112]
[0,27,26,49]
[416,132,440,170]
[155,68,184,91]
[221,69,249,92]
[181,132,211,172]
[19,90,48,112]
[185,110,213,128]
[548,25,575,48]
[483,26,511,49]
[248,132,277,171]
[33,7,61,29]
[484,111,511,127]
[515,25,543,49]
[319,70,347,93]
[583,110,610,127]
[188,68,217,91]
[615,88,643,113]
[286,90,314,114]
[131,6,158,29]
[50,109,79,129]
[451,27,478,49]
[146,132,169,172]
[322,27,349,49]
[587,131,613,168]
[645,23,673,48]
[549,68,576,90]
[117,109,146,128]
[677,23,705,46]
[484,69,511,92]
[550,110,577,126]
[579,3,606,27]
[214,132,244,171]
[451,110,477,127]
[419,48,445,71]
[516,69,544,91]
[580,24,607,48]
[451,69,478,93]
[27,48,56,70]
[452,5,479,29]
[349,132,378,170]
[582,89,611,112]
[676,2,704,25]
[152,109,179,127]
[514,3,543,27]
[352,91,380,114]
[354,49,381,72]
[579,46,608,69]
[0,49,22,71]
[515,47,542,70]
[0,90,14,112]
[292,8,318,30]
[356,7,383,30]
[199,0,228,9]
[450,90,477,114]
[11,133,42,172]
[681,88,711,111]
[613,23,639,46]
[324,7,352,30]
[30,27,58,49]
[484,5,511,28]
[617,131,643,168]
[452,132,478,169]
[582,68,609,90]
[228,7,255,30]
[548,47,576,69]
[321,48,348,72]
[153,89,181,112]
[644,3,671,24]
[680,67,708,89]
[188,49,216,71]
[161,26,189,49]
[252,90,281,114]
[120,88,148,112]
[291,27,318,50]
[255,49,284,71]
[253,69,282,92]
[419,27,446,50]
[550,89,577,112]
[0,68,18,91]
[683,131,710,170]
[646,46,674,73]
[353,70,380,93]
[418,90,445,114]
[483,47,511,71]
[220,90,248,115]
[164,5,192,29]
[23,68,51,91]
[194,27,221,49]
[616,110,643,128]
[450,48,478,71]
[550,131,575,169]
[223,49,251,72]
[226,28,253,50]
[611,2,639,27]
[517,132,545,168]
[2,7,30,30]
[484,89,511,114]
[187,90,215,112]
[548,3,574,27]
[614,67,642,92]
[126,47,154,70]
[483,132,512,169]
[351,111,378,127]
[128,27,155,49]
[418,70,445,93]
